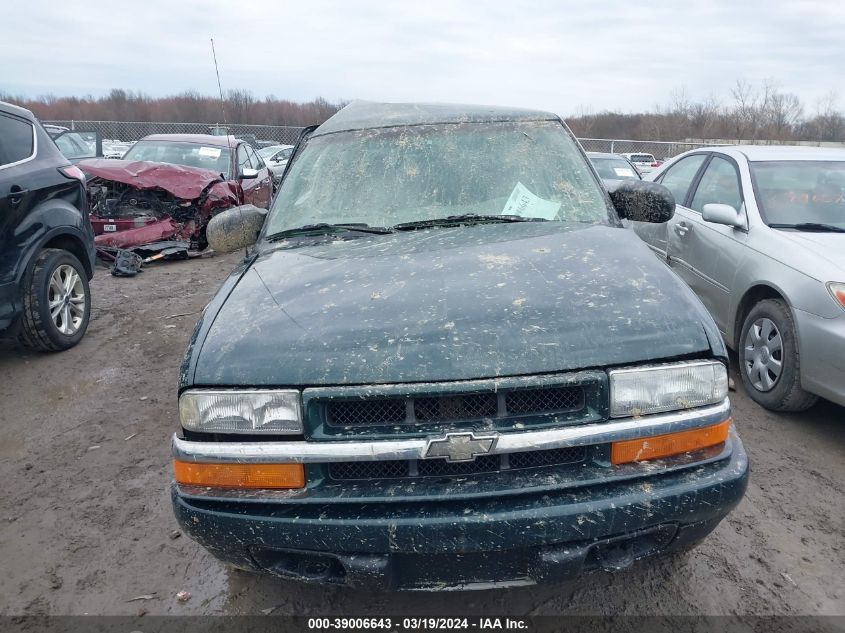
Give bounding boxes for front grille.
[414,393,498,421]
[328,445,587,481]
[326,398,406,426]
[505,386,583,415]
[417,454,500,477]
[329,460,410,480]
[507,446,585,469]
[324,386,584,428]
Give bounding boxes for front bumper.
[171,402,748,590]
[794,308,845,407]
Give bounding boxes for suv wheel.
[738,299,817,412]
[19,248,91,352]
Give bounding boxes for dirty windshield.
[264,120,608,234]
[122,140,232,177]
[752,160,845,229]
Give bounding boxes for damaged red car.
[79,134,273,250]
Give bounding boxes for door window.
[658,154,707,205]
[245,145,264,168]
[691,156,742,213]
[236,144,251,175]
[53,132,91,161]
[0,113,35,167]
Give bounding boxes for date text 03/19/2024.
[306,617,529,630]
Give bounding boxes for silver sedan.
[630,145,845,411]
[258,144,294,184]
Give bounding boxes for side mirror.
[206,204,268,253]
[702,203,744,228]
[604,179,675,223]
[240,167,259,180]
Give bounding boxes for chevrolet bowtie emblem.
[423,432,498,463]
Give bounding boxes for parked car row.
[3,98,840,592]
[1,101,280,353]
[6,99,842,416]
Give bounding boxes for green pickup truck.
[171,101,748,590]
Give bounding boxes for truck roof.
[313,101,560,137]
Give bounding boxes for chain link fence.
[45,120,724,159]
[44,120,304,145]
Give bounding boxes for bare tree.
[730,79,758,140]
[566,105,596,137]
[802,91,845,141]
[766,92,803,141]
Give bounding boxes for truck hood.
[191,223,716,386]
[79,159,234,201]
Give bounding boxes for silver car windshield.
[264,120,609,233]
[752,161,845,228]
[123,141,231,178]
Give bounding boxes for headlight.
[609,360,728,418]
[179,389,303,434]
[827,282,845,311]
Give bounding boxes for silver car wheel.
[48,264,86,335]
[743,317,783,392]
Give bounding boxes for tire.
[737,298,817,412]
[18,248,91,352]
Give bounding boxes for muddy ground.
[0,251,842,617]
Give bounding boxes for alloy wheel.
[48,264,87,335]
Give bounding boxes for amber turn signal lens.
[173,460,305,489]
[611,419,731,465]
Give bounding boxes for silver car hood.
[775,231,845,278]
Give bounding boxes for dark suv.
[171,102,748,590]
[0,101,95,351]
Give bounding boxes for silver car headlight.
[179,389,303,434]
[609,360,728,418]
[827,282,845,311]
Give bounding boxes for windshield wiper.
[265,223,394,241]
[393,214,548,231]
[769,222,845,233]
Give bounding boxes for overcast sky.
[2,0,843,115]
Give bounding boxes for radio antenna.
[210,37,234,171]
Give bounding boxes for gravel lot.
[0,251,842,617]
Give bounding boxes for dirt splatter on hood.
[185,223,723,387]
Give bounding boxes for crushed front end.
[171,361,748,590]
[79,159,240,250]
